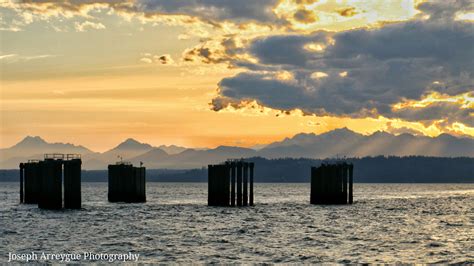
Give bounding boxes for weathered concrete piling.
[208,160,254,207]
[19,160,41,204]
[310,163,353,204]
[19,154,82,210]
[108,162,146,203]
[64,156,82,209]
[38,157,63,209]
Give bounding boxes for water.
[1,183,473,263]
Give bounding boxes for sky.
[0,0,473,152]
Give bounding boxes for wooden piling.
[223,164,230,206]
[24,163,35,204]
[349,164,353,204]
[108,165,116,202]
[321,164,329,204]
[237,161,242,206]
[134,167,140,202]
[208,163,236,207]
[249,162,254,206]
[207,165,214,206]
[309,167,317,204]
[140,167,146,202]
[125,166,131,202]
[330,164,336,204]
[223,165,228,205]
[124,166,133,203]
[108,163,146,203]
[334,164,343,204]
[310,166,317,204]
[312,165,319,204]
[38,159,63,210]
[19,154,84,210]
[342,163,348,204]
[231,162,236,206]
[130,166,140,203]
[243,162,248,206]
[64,159,82,209]
[328,164,336,204]
[217,165,223,205]
[116,165,122,202]
[19,163,24,203]
[216,165,223,205]
[117,165,124,202]
[208,161,254,207]
[24,162,41,204]
[310,163,353,205]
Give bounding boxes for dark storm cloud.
[416,0,474,21]
[217,72,311,111]
[250,33,328,67]
[212,1,474,126]
[135,0,282,24]
[14,0,283,25]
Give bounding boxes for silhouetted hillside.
[1,156,472,183]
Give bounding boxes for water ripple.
[0,183,473,263]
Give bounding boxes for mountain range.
[1,128,473,169]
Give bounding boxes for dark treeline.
[1,156,473,183]
[246,156,474,183]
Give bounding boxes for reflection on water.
[1,183,473,263]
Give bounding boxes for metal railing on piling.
[208,160,255,207]
[310,162,353,204]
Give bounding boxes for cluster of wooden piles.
[108,162,146,203]
[19,154,82,210]
[310,162,353,204]
[18,156,356,208]
[208,160,254,207]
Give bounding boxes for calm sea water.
[1,183,473,263]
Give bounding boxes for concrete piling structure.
[20,154,82,210]
[342,165,348,204]
[21,161,41,204]
[38,158,63,210]
[207,164,230,206]
[231,162,236,207]
[64,156,82,209]
[236,161,243,207]
[349,164,353,204]
[310,167,316,204]
[208,160,255,207]
[208,165,214,206]
[243,162,248,206]
[19,163,24,203]
[223,164,230,206]
[108,162,146,203]
[310,162,354,205]
[249,162,254,206]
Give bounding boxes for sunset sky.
[1,0,473,152]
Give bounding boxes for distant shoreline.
[2,156,474,183]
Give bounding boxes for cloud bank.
[212,1,474,127]
[1,0,473,134]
